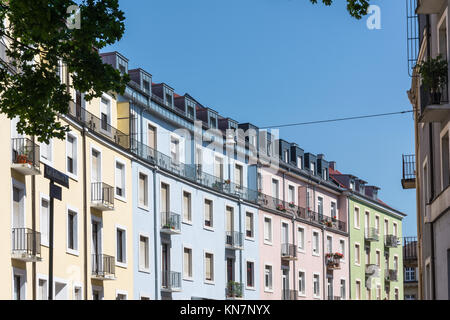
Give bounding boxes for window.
[354,207,360,228]
[297,156,302,169]
[100,97,111,132]
[331,202,337,218]
[183,247,193,279]
[183,192,192,223]
[375,216,380,233]
[187,106,194,119]
[326,236,332,253]
[214,157,223,180]
[38,279,47,300]
[310,162,316,175]
[138,173,148,208]
[204,252,214,282]
[41,196,50,246]
[394,288,399,300]
[165,92,173,107]
[91,149,101,183]
[323,168,328,180]
[271,179,279,199]
[74,286,82,300]
[298,227,305,251]
[246,261,254,288]
[340,279,346,300]
[376,285,381,300]
[318,197,323,216]
[235,164,243,187]
[306,190,311,210]
[264,265,273,291]
[393,223,398,237]
[67,209,78,253]
[405,267,416,282]
[313,274,320,298]
[365,246,370,265]
[442,132,450,189]
[170,137,180,164]
[204,199,213,228]
[298,271,306,295]
[115,161,125,198]
[245,212,254,239]
[385,252,389,270]
[376,250,381,267]
[312,231,319,255]
[139,236,149,272]
[66,134,77,176]
[366,288,371,300]
[384,219,389,235]
[284,150,289,162]
[339,240,345,259]
[40,140,53,164]
[288,186,295,204]
[355,244,361,265]
[264,217,272,244]
[355,280,361,300]
[116,228,126,265]
[143,80,150,93]
[394,256,398,271]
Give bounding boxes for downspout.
[347,196,351,300]
[322,225,326,300]
[82,126,88,300]
[238,199,243,294]
[31,136,36,300]
[153,167,159,300]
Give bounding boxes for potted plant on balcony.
[333,252,344,260]
[276,203,286,212]
[417,54,448,105]
[289,201,295,208]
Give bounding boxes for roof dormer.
[152,83,174,108]
[290,144,304,170]
[174,94,197,120]
[100,51,129,75]
[304,153,318,175]
[128,68,152,95]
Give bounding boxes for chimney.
[329,161,336,170]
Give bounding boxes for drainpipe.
[31,136,36,300]
[322,225,326,300]
[238,199,243,293]
[153,167,159,300]
[347,196,351,300]
[82,126,88,300]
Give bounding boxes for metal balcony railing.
[11,138,40,173]
[162,271,181,291]
[403,237,418,260]
[92,254,115,279]
[385,269,398,282]
[226,282,243,299]
[365,227,379,242]
[402,154,416,189]
[420,82,449,113]
[91,182,114,210]
[161,212,181,234]
[282,290,297,300]
[225,231,243,249]
[385,235,399,248]
[281,243,297,260]
[11,228,42,261]
[325,253,343,270]
[67,102,130,150]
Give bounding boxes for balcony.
[161,271,181,292]
[385,235,399,248]
[11,228,42,262]
[226,282,243,300]
[419,83,450,123]
[91,254,116,280]
[282,290,297,300]
[365,264,380,278]
[160,212,181,235]
[403,237,418,261]
[416,0,445,14]
[365,227,379,242]
[90,182,114,211]
[225,231,243,250]
[11,138,41,176]
[325,253,343,270]
[385,269,398,282]
[402,155,416,189]
[281,243,297,261]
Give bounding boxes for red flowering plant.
[276,203,286,212]
[289,202,295,208]
[333,252,344,260]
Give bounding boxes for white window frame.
[354,206,360,229]
[115,289,128,300]
[66,205,79,256]
[245,211,255,241]
[40,139,54,166]
[263,215,273,245]
[204,250,215,285]
[339,238,346,262]
[297,226,305,253]
[245,259,256,290]
[183,245,193,281]
[203,197,214,231]
[312,230,320,256]
[40,193,50,247]
[65,132,78,180]
[115,225,127,268]
[298,269,306,297]
[313,273,321,299]
[264,263,274,293]
[36,274,48,300]
[182,189,192,225]
[138,233,150,273]
[73,283,83,300]
[114,157,127,202]
[137,170,149,211]
[354,242,361,266]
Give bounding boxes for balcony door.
[365,212,370,238]
[161,243,170,288]
[12,187,24,229]
[91,150,101,183]
[226,207,234,233]
[147,124,156,150]
[281,223,289,246]
[161,183,169,214]
[91,220,102,271]
[327,277,333,300]
[226,258,234,283]
[282,269,289,297]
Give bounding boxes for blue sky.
[105,0,417,236]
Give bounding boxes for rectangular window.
[170,137,180,164]
[405,267,416,281]
[355,244,360,265]
[384,219,389,235]
[116,228,126,264]
[394,288,399,300]
[393,223,398,237]
[340,240,345,258]
[376,285,381,300]
[354,207,360,228]
[318,197,324,215]
[38,279,47,300]
[138,173,148,208]
[356,280,361,300]
[41,197,49,246]
[264,265,273,291]
[100,98,111,132]
[67,210,78,252]
[288,186,295,204]
[297,156,302,169]
[298,227,305,251]
[40,140,53,163]
[245,212,254,238]
[298,271,305,295]
[204,199,213,228]
[183,192,192,223]
[312,232,319,255]
[327,236,332,253]
[115,162,125,198]
[442,132,450,189]
[205,253,214,282]
[183,247,193,279]
[214,157,223,180]
[116,293,127,300]
[246,261,254,288]
[139,236,149,271]
[313,274,320,297]
[340,279,346,300]
[331,202,337,218]
[311,162,316,175]
[264,217,272,243]
[376,250,381,267]
[66,134,77,176]
[272,179,279,199]
[74,286,82,300]
[284,150,289,162]
[235,164,243,187]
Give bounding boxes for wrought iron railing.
[92,254,115,278]
[365,227,379,242]
[402,154,416,181]
[11,138,40,171]
[226,282,243,299]
[91,182,114,208]
[225,231,243,249]
[161,212,181,233]
[162,271,181,291]
[281,243,297,259]
[403,236,418,260]
[385,269,398,282]
[385,235,399,248]
[11,228,41,259]
[420,82,449,113]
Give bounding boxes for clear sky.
[105,0,417,237]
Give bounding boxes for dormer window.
[284,150,289,162]
[143,80,150,93]
[297,156,303,169]
[209,116,217,129]
[350,180,355,190]
[165,92,173,107]
[267,140,272,156]
[323,168,328,180]
[310,162,316,175]
[249,135,256,147]
[187,106,195,119]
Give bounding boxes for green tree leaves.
[0,0,129,143]
[309,0,371,19]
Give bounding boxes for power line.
[259,110,414,129]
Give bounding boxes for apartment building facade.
[258,138,349,300]
[331,169,405,300]
[404,0,450,300]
